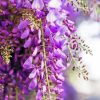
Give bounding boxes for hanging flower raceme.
[0,0,91,100]
[18,1,75,100]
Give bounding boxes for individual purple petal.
[41,60,44,70]
[54,38,67,49]
[53,48,66,59]
[53,39,62,49]
[18,20,29,30]
[23,0,31,8]
[36,90,42,100]
[29,69,37,79]
[50,74,62,84]
[32,0,44,10]
[34,56,40,64]
[49,25,59,33]
[44,27,51,37]
[46,10,58,23]
[24,37,32,48]
[42,85,46,93]
[10,0,14,3]
[29,78,37,90]
[16,0,22,7]
[1,1,7,7]
[50,75,57,82]
[48,0,62,9]
[56,59,66,70]
[1,30,9,35]
[32,47,38,57]
[65,26,72,36]
[56,73,65,81]
[12,27,18,33]
[67,19,74,26]
[40,71,44,79]
[21,28,30,39]
[23,56,33,69]
[65,19,76,32]
[53,85,64,93]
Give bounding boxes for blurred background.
[67,0,100,100]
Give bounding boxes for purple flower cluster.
[0,0,83,100]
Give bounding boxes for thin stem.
[15,86,18,100]
[62,35,77,66]
[67,45,76,65]
[41,27,51,100]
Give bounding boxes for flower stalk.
[41,27,51,100]
[67,37,89,80]
[15,86,18,100]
